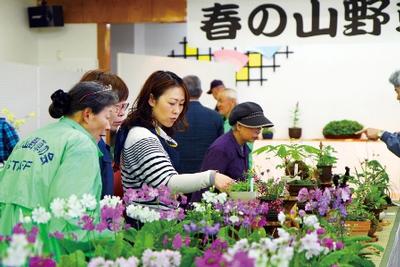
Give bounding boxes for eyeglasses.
[79,86,113,103]
[113,102,130,113]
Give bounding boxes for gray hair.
[183,75,202,98]
[389,70,400,87]
[221,88,238,100]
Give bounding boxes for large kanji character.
[248,4,287,37]
[343,0,390,36]
[293,0,338,37]
[396,2,400,32]
[200,3,242,40]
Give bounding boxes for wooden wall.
[45,0,186,23]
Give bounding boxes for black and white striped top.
[121,126,212,209]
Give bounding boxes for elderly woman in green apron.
[0,81,118,235]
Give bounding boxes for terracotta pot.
[289,127,302,139]
[345,220,371,236]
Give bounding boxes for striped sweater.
[121,126,213,208]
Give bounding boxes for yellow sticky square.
[248,53,261,67]
[198,55,211,61]
[236,67,248,80]
[185,46,198,56]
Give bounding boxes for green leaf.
[180,247,202,267]
[59,250,87,267]
[109,233,124,260]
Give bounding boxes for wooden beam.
[97,23,110,71]
[46,0,186,23]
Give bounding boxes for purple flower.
[299,209,306,217]
[297,188,310,203]
[335,241,344,250]
[27,227,39,243]
[29,256,56,267]
[195,250,227,267]
[227,251,255,267]
[210,239,228,253]
[204,223,220,236]
[49,231,64,240]
[12,223,26,234]
[322,238,334,250]
[172,234,183,250]
[80,214,95,231]
[316,228,326,235]
[184,236,191,246]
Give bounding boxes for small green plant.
[291,102,300,128]
[229,180,251,192]
[256,177,285,200]
[317,143,337,166]
[262,127,274,134]
[322,119,363,136]
[345,200,373,221]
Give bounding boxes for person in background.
[207,79,225,111]
[174,75,223,174]
[201,102,273,181]
[0,82,118,235]
[114,71,234,210]
[217,88,238,133]
[0,118,19,164]
[80,70,130,198]
[357,70,400,157]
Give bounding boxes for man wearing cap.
[207,79,225,111]
[200,102,273,182]
[175,75,224,174]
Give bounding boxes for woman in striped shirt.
[114,71,234,209]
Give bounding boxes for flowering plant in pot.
[288,102,302,139]
[256,177,285,221]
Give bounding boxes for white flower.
[229,215,240,224]
[278,211,286,224]
[100,195,122,208]
[115,256,139,267]
[303,215,320,229]
[50,198,67,218]
[202,191,218,204]
[192,203,206,213]
[66,195,85,219]
[126,204,160,223]
[81,193,97,210]
[31,207,51,224]
[275,228,290,244]
[18,209,32,224]
[215,192,227,204]
[299,231,324,259]
[259,238,277,253]
[2,234,30,267]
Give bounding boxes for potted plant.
[316,143,337,183]
[228,180,257,201]
[345,200,373,236]
[254,144,320,196]
[322,119,363,139]
[288,102,301,139]
[262,127,274,139]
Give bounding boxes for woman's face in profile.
[85,106,113,139]
[149,86,185,128]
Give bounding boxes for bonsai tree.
[316,143,338,183]
[323,119,363,138]
[288,102,301,139]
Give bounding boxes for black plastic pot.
[262,132,274,139]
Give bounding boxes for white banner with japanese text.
[188,0,400,48]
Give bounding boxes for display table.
[253,139,400,200]
[369,206,400,267]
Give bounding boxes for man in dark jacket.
[175,75,224,174]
